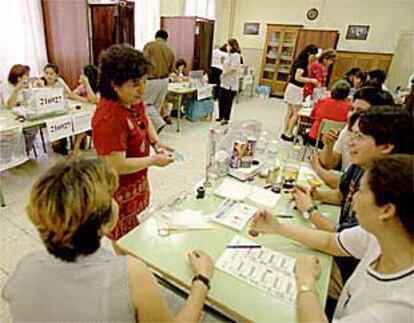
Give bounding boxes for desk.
[167,84,214,132]
[117,166,339,322]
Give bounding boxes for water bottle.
[254,136,268,162]
[265,139,279,169]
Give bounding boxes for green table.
[117,168,340,322]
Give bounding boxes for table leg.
[0,184,6,207]
[176,94,182,132]
[39,127,47,153]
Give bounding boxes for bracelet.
[297,284,317,295]
[192,274,210,290]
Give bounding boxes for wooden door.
[197,19,215,72]
[161,17,196,70]
[90,5,116,65]
[42,0,90,89]
[294,30,339,59]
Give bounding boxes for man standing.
[143,30,175,131]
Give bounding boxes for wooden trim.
[265,23,303,28]
[336,50,393,56]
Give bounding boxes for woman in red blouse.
[304,49,336,100]
[306,80,352,148]
[92,44,174,245]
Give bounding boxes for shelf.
[280,56,292,60]
[268,42,279,47]
[263,68,275,72]
[266,55,278,59]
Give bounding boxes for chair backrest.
[316,119,347,147]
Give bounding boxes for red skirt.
[108,172,150,240]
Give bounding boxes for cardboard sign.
[30,88,65,114]
[46,116,73,142]
[72,111,93,134]
[197,85,213,101]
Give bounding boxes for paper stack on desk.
[212,200,257,231]
[216,235,297,304]
[169,210,213,230]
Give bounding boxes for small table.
[117,166,339,322]
[167,84,215,132]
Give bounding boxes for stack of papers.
[248,186,281,207]
[212,200,257,231]
[169,210,213,230]
[216,235,297,304]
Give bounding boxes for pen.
[278,215,294,219]
[226,245,262,249]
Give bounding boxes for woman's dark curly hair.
[98,43,152,100]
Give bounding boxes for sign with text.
[72,112,93,134]
[30,88,65,114]
[46,116,73,142]
[197,85,213,101]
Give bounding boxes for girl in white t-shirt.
[0,64,30,108]
[249,154,414,322]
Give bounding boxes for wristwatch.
[303,204,318,220]
[192,274,211,290]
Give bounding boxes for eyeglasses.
[348,131,368,142]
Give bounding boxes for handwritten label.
[197,85,213,101]
[46,116,73,141]
[30,88,65,114]
[72,112,93,134]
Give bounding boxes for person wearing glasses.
[3,158,215,322]
[92,44,174,248]
[313,87,395,189]
[292,106,411,292]
[249,154,414,323]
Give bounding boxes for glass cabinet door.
[262,31,281,80]
[276,31,296,81]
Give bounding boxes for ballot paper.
[212,200,257,231]
[216,235,297,304]
[169,210,213,230]
[213,178,253,201]
[247,186,281,207]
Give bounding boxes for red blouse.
[92,98,151,240]
[304,61,327,99]
[309,97,351,139]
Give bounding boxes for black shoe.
[216,118,222,122]
[157,125,166,134]
[280,134,294,142]
[221,120,229,126]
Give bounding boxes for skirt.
[284,83,304,105]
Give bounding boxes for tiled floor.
[0,96,291,322]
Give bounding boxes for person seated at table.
[343,67,361,87]
[0,64,39,155]
[41,63,71,94]
[303,48,336,100]
[69,64,99,104]
[366,69,390,93]
[0,64,30,108]
[305,80,351,148]
[349,70,366,98]
[2,157,215,322]
[318,87,394,173]
[249,154,414,323]
[93,43,174,247]
[170,59,189,83]
[294,105,411,233]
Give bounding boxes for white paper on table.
[213,178,253,201]
[212,202,257,231]
[216,235,297,304]
[248,186,281,207]
[169,210,213,230]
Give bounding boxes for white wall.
[160,0,184,16]
[214,0,414,87]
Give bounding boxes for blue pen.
[226,245,261,249]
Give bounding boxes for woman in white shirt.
[0,64,30,108]
[249,154,414,322]
[217,39,241,125]
[209,44,227,100]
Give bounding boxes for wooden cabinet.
[260,24,302,96]
[294,29,339,59]
[329,51,393,86]
[161,16,215,72]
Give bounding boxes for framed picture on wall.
[346,25,370,40]
[243,23,260,35]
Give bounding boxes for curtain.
[134,0,161,50]
[0,0,48,81]
[184,0,215,19]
